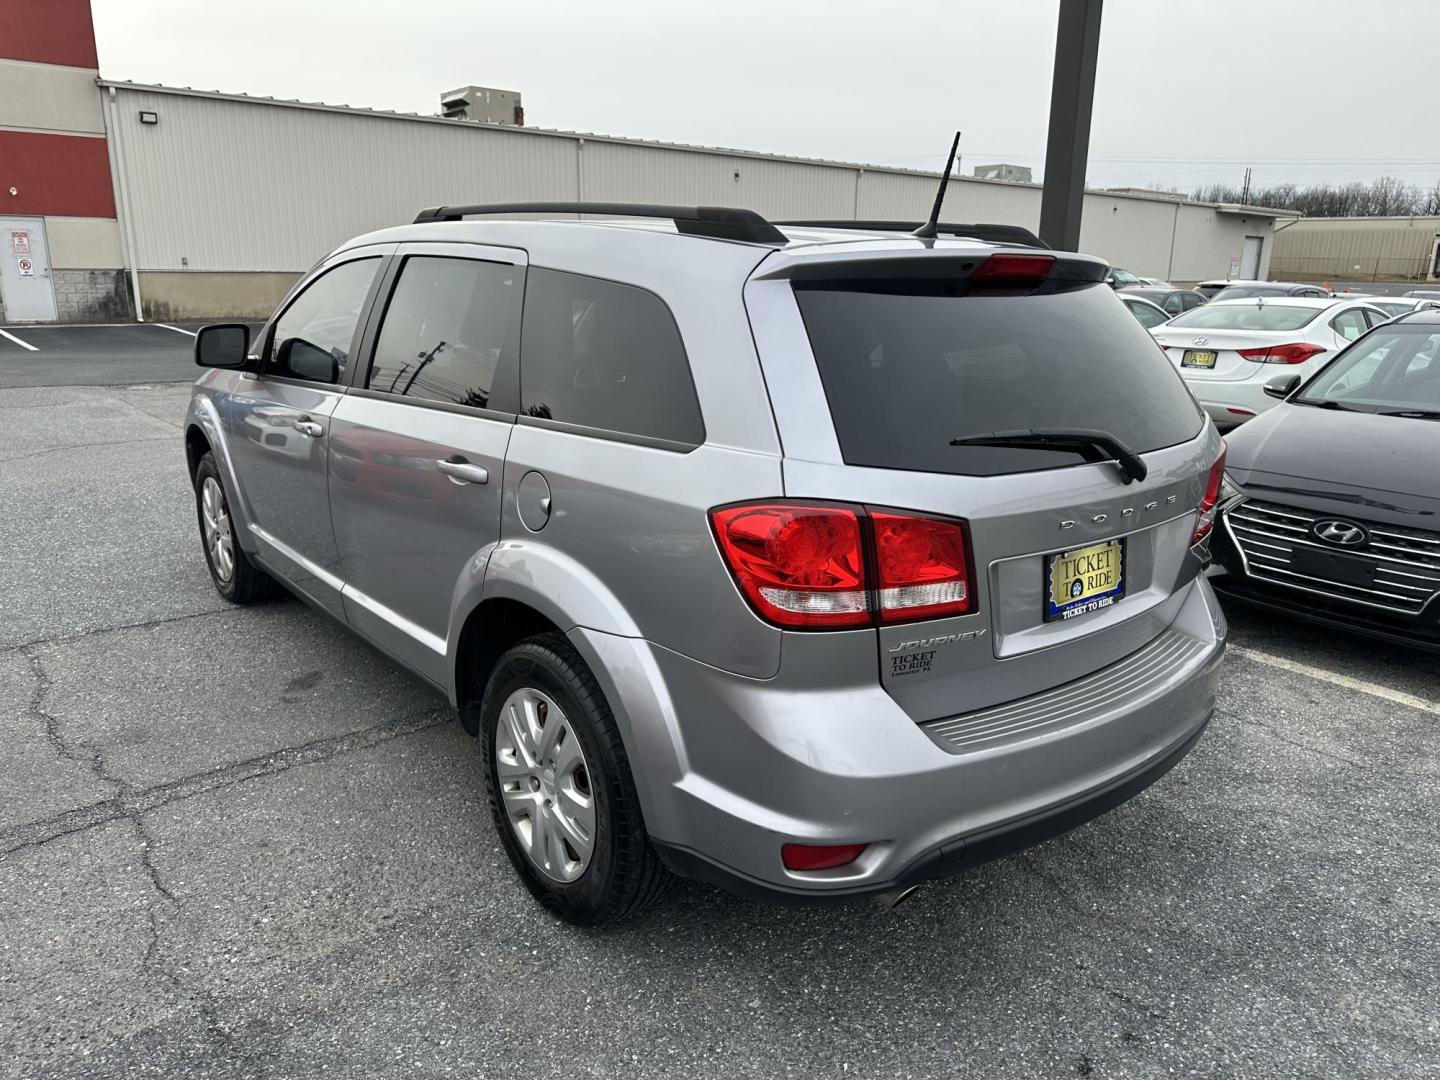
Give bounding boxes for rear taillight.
[966,253,1055,291]
[1238,342,1327,365]
[871,510,972,621]
[1192,442,1227,545]
[710,501,975,629]
[708,503,868,628]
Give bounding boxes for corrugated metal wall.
[106,83,1277,283]
[1271,218,1440,281]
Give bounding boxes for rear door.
[227,249,388,617]
[747,253,1221,720]
[328,242,523,684]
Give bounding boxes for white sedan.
[1150,297,1391,428]
[1361,296,1440,319]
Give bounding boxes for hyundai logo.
[1192,336,1210,347]
[1313,519,1368,547]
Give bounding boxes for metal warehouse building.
[0,2,1294,323]
[1271,216,1440,284]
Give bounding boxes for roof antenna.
[913,131,961,239]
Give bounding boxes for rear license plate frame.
[1044,538,1127,622]
[1182,349,1218,369]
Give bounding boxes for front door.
[1240,234,1263,280]
[329,243,522,685]
[225,250,388,619]
[0,217,57,323]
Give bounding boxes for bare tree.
[1192,176,1440,217]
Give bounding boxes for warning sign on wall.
[17,257,34,278]
[10,231,30,256]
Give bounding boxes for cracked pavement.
[2,368,1438,1079]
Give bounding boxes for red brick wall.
[0,131,115,217]
[0,0,100,67]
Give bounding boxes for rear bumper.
[574,577,1225,900]
[654,715,1210,903]
[1183,378,1275,427]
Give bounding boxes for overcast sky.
[91,0,1440,192]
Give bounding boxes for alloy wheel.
[494,687,596,883]
[200,476,235,583]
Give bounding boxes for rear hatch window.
[793,278,1202,477]
[1168,304,1320,331]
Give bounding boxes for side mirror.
[1264,373,1302,400]
[276,338,340,383]
[194,323,251,369]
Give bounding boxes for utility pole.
[1038,0,1104,250]
[1240,167,1252,205]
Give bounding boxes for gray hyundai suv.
[185,203,1227,925]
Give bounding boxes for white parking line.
[154,324,197,337]
[1230,645,1440,715]
[0,328,38,351]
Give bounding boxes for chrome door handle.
[437,458,489,485]
[295,420,325,438]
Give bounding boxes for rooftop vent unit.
[440,85,524,126]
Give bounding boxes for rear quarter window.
[793,279,1202,477]
[519,268,704,448]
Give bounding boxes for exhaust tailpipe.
[874,885,922,911]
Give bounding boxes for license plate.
[1291,547,1375,589]
[1045,539,1126,622]
[1182,349,1218,369]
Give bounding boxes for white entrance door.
[0,217,58,323]
[1240,235,1263,280]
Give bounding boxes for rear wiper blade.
[949,428,1148,484]
[1379,408,1440,420]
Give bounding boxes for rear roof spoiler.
[776,220,1049,249]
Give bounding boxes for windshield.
[1166,303,1321,332]
[1297,326,1440,413]
[1209,285,1287,301]
[793,280,1203,477]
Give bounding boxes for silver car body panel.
[187,218,1225,895]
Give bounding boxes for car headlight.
[1219,471,1242,504]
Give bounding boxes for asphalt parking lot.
[2,329,1438,1080]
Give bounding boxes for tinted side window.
[1361,307,1390,328]
[367,256,515,410]
[1183,292,1206,310]
[519,268,703,446]
[269,257,380,383]
[1163,293,1184,315]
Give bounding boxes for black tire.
[193,451,278,604]
[480,633,671,926]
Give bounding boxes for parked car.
[1208,281,1331,302]
[184,203,1226,924]
[1135,276,1174,288]
[1402,289,1440,300]
[1121,286,1208,318]
[1195,279,1255,299]
[1121,293,1171,328]
[1105,266,1143,288]
[1211,310,1440,651]
[1150,297,1391,428]
[1359,296,1440,319]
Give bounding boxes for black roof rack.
[776,220,1049,249]
[412,202,788,245]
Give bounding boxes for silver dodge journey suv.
[185,202,1226,925]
